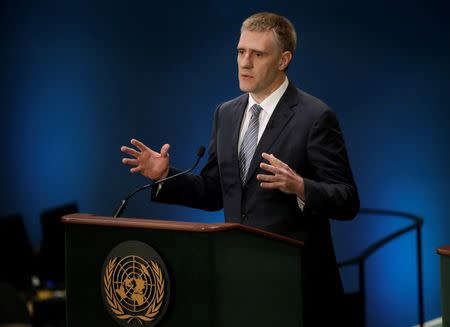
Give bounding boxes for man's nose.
[240,54,253,68]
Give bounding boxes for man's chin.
[238,82,254,93]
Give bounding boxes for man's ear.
[279,51,293,71]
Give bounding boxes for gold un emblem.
[103,255,165,324]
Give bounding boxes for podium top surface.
[437,245,450,257]
[62,213,304,247]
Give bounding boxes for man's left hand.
[257,152,305,200]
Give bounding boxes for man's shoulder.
[285,84,338,125]
[291,84,330,113]
[219,93,248,110]
[213,93,248,121]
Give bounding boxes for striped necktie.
[239,104,262,183]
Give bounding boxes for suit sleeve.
[151,107,223,211]
[302,109,359,220]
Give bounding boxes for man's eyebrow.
[236,47,267,54]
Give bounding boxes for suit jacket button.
[241,214,247,221]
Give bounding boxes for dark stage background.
[1,0,449,325]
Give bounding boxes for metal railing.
[337,208,424,327]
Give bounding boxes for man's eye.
[255,52,263,57]
[238,49,244,55]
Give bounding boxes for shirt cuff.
[155,183,163,197]
[297,197,305,211]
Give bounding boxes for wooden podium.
[438,245,450,327]
[62,214,304,327]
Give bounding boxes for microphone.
[114,145,206,218]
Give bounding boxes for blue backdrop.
[2,0,449,326]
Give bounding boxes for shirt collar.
[248,76,289,116]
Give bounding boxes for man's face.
[237,29,287,101]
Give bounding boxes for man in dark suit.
[121,12,359,325]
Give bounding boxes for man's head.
[241,12,297,56]
[237,12,297,102]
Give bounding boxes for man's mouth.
[240,74,253,79]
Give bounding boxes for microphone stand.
[114,146,205,218]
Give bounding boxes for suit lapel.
[244,83,300,184]
[230,94,248,181]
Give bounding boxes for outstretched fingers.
[122,158,138,166]
[260,181,283,189]
[121,146,140,158]
[131,138,149,152]
[261,152,288,168]
[160,144,170,158]
[259,162,279,175]
[120,139,171,180]
[130,166,142,173]
[257,152,304,197]
[256,172,277,182]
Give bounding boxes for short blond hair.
[241,12,297,54]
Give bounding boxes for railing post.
[417,224,424,327]
[359,260,366,327]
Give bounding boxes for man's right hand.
[121,139,170,181]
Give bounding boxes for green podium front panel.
[65,223,214,326]
[212,230,302,327]
[65,220,302,327]
[441,250,450,327]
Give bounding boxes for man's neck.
[250,74,287,104]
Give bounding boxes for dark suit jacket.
[153,81,359,320]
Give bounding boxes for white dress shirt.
[238,77,289,152]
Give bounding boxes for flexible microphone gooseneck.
[114,146,206,218]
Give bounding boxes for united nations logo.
[101,241,170,326]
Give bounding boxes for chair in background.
[32,203,78,327]
[0,215,34,294]
[35,203,78,289]
[0,282,32,327]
